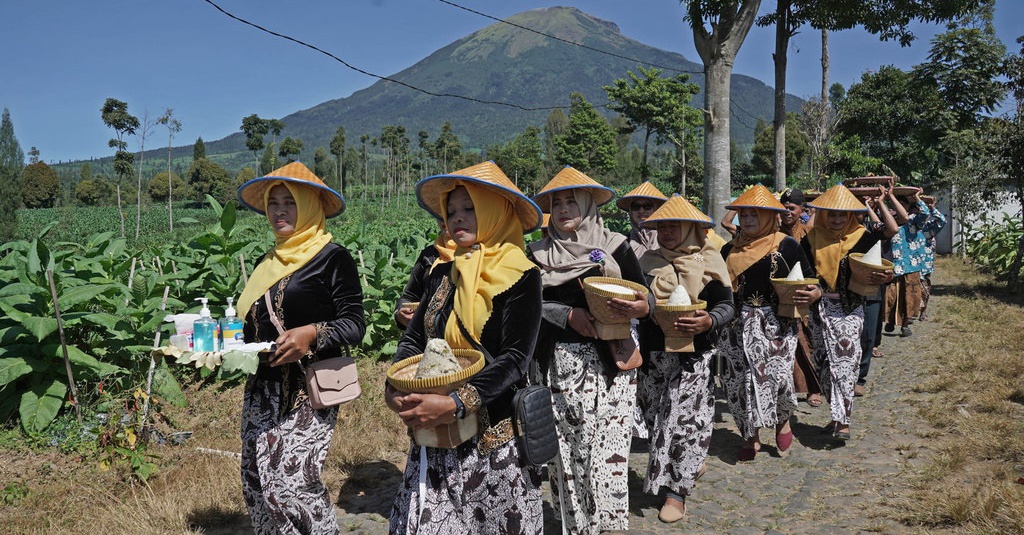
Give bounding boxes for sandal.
[807,394,823,407]
[872,347,884,358]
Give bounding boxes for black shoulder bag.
[458,318,559,466]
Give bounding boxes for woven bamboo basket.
[892,186,922,197]
[653,299,707,352]
[770,278,819,318]
[846,186,883,199]
[842,176,893,187]
[848,253,894,296]
[386,349,484,448]
[582,276,649,340]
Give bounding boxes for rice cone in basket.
[654,299,707,352]
[770,277,820,318]
[387,348,485,449]
[807,184,867,212]
[534,166,616,212]
[616,181,668,210]
[725,184,788,213]
[582,276,649,339]
[847,253,895,296]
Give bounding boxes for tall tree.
[20,161,59,208]
[543,108,570,175]
[132,111,155,239]
[554,93,618,174]
[193,137,206,161]
[101,98,139,238]
[278,137,304,163]
[683,0,762,229]
[757,0,983,190]
[157,108,182,231]
[329,126,346,194]
[432,122,462,172]
[313,146,336,183]
[241,114,271,170]
[489,126,545,191]
[604,66,702,183]
[0,108,24,243]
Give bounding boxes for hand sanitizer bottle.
[220,297,244,350]
[193,297,219,352]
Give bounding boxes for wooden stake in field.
[140,286,171,433]
[45,269,81,422]
[239,253,249,285]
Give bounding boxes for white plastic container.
[164,313,202,350]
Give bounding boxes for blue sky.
[3,0,1022,163]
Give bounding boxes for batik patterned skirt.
[241,376,340,535]
[719,305,798,440]
[638,349,714,497]
[810,296,863,425]
[547,341,634,535]
[389,437,542,535]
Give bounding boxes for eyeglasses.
[630,202,656,211]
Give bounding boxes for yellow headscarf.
[237,180,334,318]
[438,180,536,349]
[806,210,866,290]
[725,209,789,282]
[640,221,732,302]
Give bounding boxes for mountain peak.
[450,6,625,61]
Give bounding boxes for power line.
[434,0,703,76]
[199,0,566,112]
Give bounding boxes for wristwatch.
[449,392,466,419]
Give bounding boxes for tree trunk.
[819,27,830,189]
[642,129,652,180]
[1008,186,1024,288]
[136,140,145,240]
[167,136,174,233]
[772,0,791,192]
[116,184,125,237]
[690,0,762,235]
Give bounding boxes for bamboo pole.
[125,257,137,306]
[140,286,171,433]
[238,253,249,285]
[45,269,81,422]
[357,249,368,287]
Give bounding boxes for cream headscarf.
[528,189,627,287]
[725,209,789,282]
[640,221,732,302]
[806,210,867,290]
[237,180,334,319]
[438,181,536,349]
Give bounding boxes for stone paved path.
[334,274,951,534]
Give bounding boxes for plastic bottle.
[192,297,219,352]
[220,297,244,350]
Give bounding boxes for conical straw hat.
[533,166,616,212]
[541,213,550,229]
[615,181,668,210]
[640,194,713,229]
[238,161,345,218]
[416,161,543,233]
[725,184,788,213]
[807,184,868,212]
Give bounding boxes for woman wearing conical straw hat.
[635,194,734,523]
[717,185,817,461]
[236,162,365,535]
[384,161,546,535]
[527,166,651,535]
[802,184,896,441]
[617,181,669,259]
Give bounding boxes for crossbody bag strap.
[263,290,286,336]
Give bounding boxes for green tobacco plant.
[963,212,1024,283]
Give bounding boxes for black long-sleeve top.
[394,243,438,329]
[721,236,813,309]
[394,264,542,426]
[636,280,734,359]
[527,241,653,374]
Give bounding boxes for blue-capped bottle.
[220,297,244,350]
[192,297,219,352]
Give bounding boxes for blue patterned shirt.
[890,201,941,275]
[922,207,947,275]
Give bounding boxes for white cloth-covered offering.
[785,263,804,281]
[861,241,884,266]
[415,338,461,379]
[667,285,692,306]
[591,282,633,294]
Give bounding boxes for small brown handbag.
[264,292,360,409]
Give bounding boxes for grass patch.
[892,256,1024,534]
